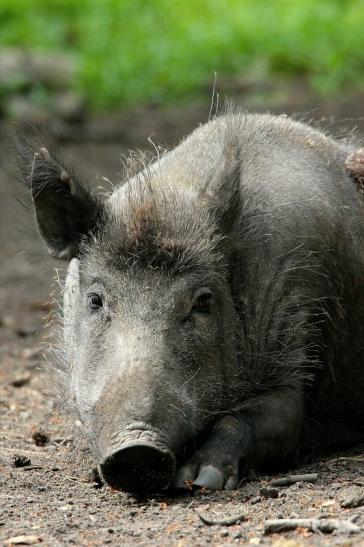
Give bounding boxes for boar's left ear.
[199,137,241,240]
[16,135,102,260]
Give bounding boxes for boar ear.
[200,137,241,239]
[16,133,101,260]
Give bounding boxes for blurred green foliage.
[1,0,364,110]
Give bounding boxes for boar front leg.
[173,387,303,490]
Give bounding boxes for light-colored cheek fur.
[63,257,80,351]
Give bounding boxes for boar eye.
[87,293,103,311]
[192,289,212,314]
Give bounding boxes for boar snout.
[99,426,176,492]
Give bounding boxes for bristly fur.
[84,174,226,278]
[14,122,78,190]
[16,111,347,402]
[14,107,364,465]
[80,113,248,277]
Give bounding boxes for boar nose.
[100,443,176,492]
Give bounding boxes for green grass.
[1,0,364,110]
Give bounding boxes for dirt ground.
[1,96,364,546]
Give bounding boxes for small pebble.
[12,454,31,467]
[4,535,42,545]
[10,372,31,388]
[32,430,49,446]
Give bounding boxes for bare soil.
[1,97,364,546]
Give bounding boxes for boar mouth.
[99,426,176,492]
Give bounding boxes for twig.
[198,511,247,526]
[270,473,319,487]
[327,455,364,464]
[0,447,51,458]
[63,475,87,482]
[0,432,28,440]
[264,517,360,535]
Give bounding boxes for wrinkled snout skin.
[19,112,364,492]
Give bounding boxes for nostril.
[100,444,176,492]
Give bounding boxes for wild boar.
[16,112,364,492]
